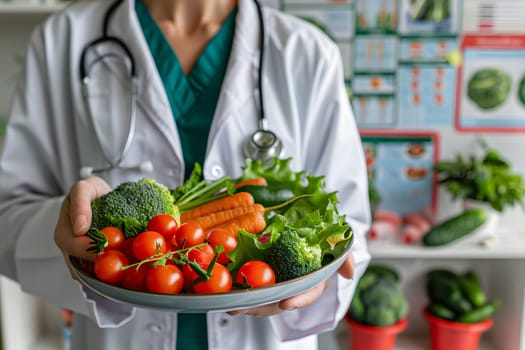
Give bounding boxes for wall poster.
[361,130,439,217]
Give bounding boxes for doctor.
[0,0,371,349]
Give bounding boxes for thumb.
[69,177,111,236]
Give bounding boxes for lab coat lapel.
[108,0,183,163]
[105,0,261,170]
[207,0,261,147]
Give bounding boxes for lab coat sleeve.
[0,23,134,328]
[268,32,371,341]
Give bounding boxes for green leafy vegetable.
[433,140,525,212]
[228,158,352,281]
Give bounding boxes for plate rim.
[71,234,354,311]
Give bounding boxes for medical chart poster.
[455,35,525,132]
[397,64,457,127]
[397,0,462,35]
[355,0,398,34]
[361,130,439,217]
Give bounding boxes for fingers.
[227,281,329,317]
[227,255,354,317]
[54,203,97,262]
[278,282,327,311]
[337,253,355,279]
[54,177,110,263]
[69,177,111,236]
[227,302,283,317]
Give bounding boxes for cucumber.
[458,271,487,308]
[456,300,501,323]
[427,269,458,282]
[428,303,456,321]
[422,208,488,246]
[427,276,472,314]
[236,185,294,207]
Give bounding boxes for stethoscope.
[79,0,282,179]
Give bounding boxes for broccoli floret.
[262,229,322,282]
[348,266,409,327]
[87,178,176,252]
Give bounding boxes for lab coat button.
[220,318,229,326]
[147,323,164,333]
[211,165,223,178]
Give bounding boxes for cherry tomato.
[94,250,129,285]
[236,260,276,288]
[119,237,137,262]
[133,231,167,261]
[100,226,125,251]
[192,263,232,294]
[120,264,149,291]
[147,214,179,240]
[145,264,184,294]
[75,258,94,276]
[181,263,199,292]
[207,228,237,265]
[172,222,205,249]
[187,244,215,266]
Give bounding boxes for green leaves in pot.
[433,140,525,212]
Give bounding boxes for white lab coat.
[0,0,371,349]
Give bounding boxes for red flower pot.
[423,309,493,350]
[344,315,408,350]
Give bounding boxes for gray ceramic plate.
[72,235,353,312]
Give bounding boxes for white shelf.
[368,228,525,260]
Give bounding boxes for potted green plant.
[423,268,500,350]
[433,140,525,239]
[433,139,525,213]
[345,265,409,350]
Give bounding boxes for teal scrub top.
[135,2,237,349]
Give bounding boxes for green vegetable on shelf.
[348,265,408,327]
[426,269,500,324]
[458,271,487,308]
[422,208,488,247]
[427,273,472,314]
[433,140,525,212]
[467,68,511,110]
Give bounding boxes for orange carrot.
[180,192,255,222]
[233,177,268,189]
[210,211,266,237]
[185,204,265,231]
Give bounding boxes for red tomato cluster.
[88,213,276,295]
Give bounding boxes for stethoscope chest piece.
[244,129,282,163]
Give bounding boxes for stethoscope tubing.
[79,0,282,177]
